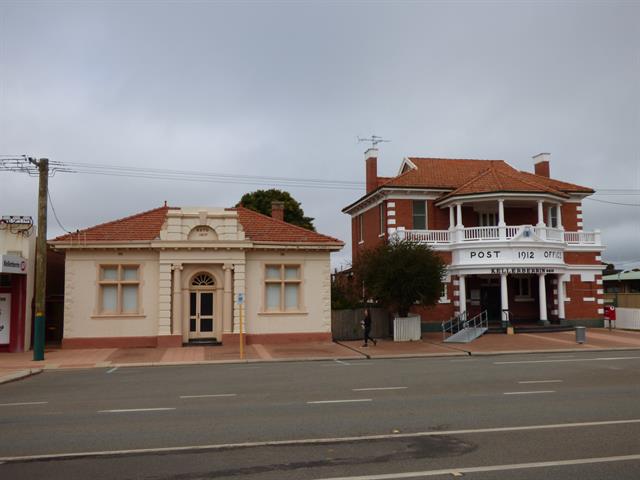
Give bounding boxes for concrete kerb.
[0,368,43,385]
[468,346,640,356]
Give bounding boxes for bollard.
[575,326,586,344]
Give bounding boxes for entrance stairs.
[442,311,489,343]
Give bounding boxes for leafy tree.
[353,238,446,317]
[237,189,315,231]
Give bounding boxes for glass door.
[189,291,215,339]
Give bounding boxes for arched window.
[191,273,215,287]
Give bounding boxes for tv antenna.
[357,135,391,148]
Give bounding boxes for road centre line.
[106,367,118,374]
[98,408,176,413]
[352,387,407,392]
[307,399,372,404]
[518,379,562,384]
[314,454,640,480]
[0,401,48,407]
[180,394,237,399]
[2,418,640,463]
[495,356,640,365]
[504,390,555,395]
[334,359,351,366]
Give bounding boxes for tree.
[237,189,315,231]
[353,238,446,317]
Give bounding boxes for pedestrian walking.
[362,308,377,347]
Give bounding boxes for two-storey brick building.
[343,149,605,330]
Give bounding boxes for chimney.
[533,152,550,178]
[271,201,284,221]
[365,147,378,193]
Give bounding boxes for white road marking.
[495,356,640,365]
[0,401,48,407]
[106,367,118,374]
[504,390,555,395]
[179,394,237,399]
[352,387,407,392]
[518,380,563,384]
[307,399,372,404]
[334,359,351,366]
[3,418,640,463]
[314,454,640,479]
[98,408,176,413]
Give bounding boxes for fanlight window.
[191,273,215,287]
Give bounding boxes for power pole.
[31,158,49,361]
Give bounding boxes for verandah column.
[171,264,183,337]
[538,273,549,325]
[223,264,233,334]
[458,274,467,317]
[498,198,506,240]
[455,203,464,242]
[556,274,566,321]
[500,273,509,327]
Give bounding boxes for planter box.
[393,315,421,341]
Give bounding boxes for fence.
[331,308,390,341]
[615,308,640,330]
[604,293,640,309]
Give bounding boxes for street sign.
[238,293,244,305]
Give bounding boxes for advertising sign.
[0,255,27,274]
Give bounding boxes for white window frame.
[479,212,498,226]
[412,200,427,230]
[438,283,451,304]
[358,214,364,243]
[548,206,559,228]
[379,203,385,236]
[98,264,141,315]
[264,264,302,312]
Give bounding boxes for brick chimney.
[271,201,284,221]
[533,152,550,178]
[365,148,378,193]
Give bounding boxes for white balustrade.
[398,226,600,246]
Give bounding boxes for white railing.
[464,226,499,241]
[398,226,600,246]
[564,231,597,244]
[402,229,451,243]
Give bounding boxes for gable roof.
[51,205,343,246]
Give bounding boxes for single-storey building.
[50,203,343,348]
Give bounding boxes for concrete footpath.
[2,328,640,384]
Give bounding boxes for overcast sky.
[1,1,639,269]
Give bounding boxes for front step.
[487,324,575,334]
[185,338,222,346]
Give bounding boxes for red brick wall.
[564,274,602,320]
[561,203,580,231]
[392,199,413,230]
[504,207,537,226]
[352,204,386,259]
[565,251,601,265]
[429,201,450,230]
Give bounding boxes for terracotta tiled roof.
[438,165,570,201]
[230,207,343,244]
[51,205,342,246]
[380,157,593,196]
[51,206,170,242]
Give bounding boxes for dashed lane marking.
[98,408,176,413]
[307,399,372,405]
[504,390,555,395]
[0,401,48,407]
[352,387,407,392]
[518,380,563,384]
[179,394,237,399]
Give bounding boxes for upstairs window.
[358,214,364,242]
[479,212,498,226]
[548,206,559,228]
[379,203,386,235]
[412,201,427,230]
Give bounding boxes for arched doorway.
[189,272,216,340]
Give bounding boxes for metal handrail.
[442,310,488,341]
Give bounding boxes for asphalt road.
[1,351,640,479]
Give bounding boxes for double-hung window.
[412,200,427,230]
[379,203,385,235]
[265,265,301,312]
[479,212,498,226]
[99,265,140,314]
[548,206,559,228]
[515,277,532,301]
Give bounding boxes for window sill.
[358,240,364,245]
[91,314,146,319]
[258,311,309,316]
[378,233,385,238]
[438,298,451,304]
